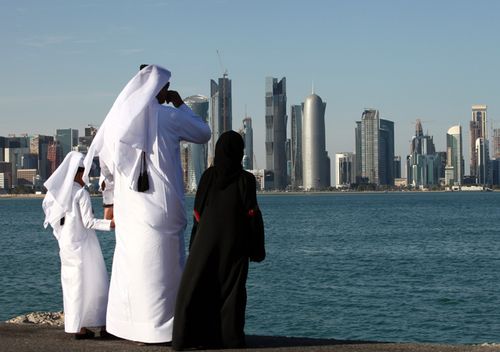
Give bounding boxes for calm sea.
[1,192,499,344]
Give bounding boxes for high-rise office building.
[241,117,253,170]
[469,105,487,177]
[354,121,362,182]
[493,128,500,159]
[335,152,355,188]
[476,137,490,185]
[0,162,12,189]
[79,126,98,149]
[407,120,440,187]
[30,134,54,181]
[185,95,209,190]
[393,156,401,179]
[290,105,303,188]
[5,146,30,187]
[7,136,30,148]
[265,77,287,190]
[356,109,394,185]
[0,136,6,162]
[47,141,63,176]
[209,76,232,165]
[302,93,329,190]
[56,128,79,158]
[445,125,464,186]
[180,143,190,191]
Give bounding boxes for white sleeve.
[79,190,112,231]
[99,161,114,205]
[174,104,211,144]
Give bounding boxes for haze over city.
[2,0,500,176]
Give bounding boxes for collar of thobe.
[83,64,171,190]
[43,151,84,228]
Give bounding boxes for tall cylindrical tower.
[302,94,327,190]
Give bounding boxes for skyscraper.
[265,77,287,189]
[356,109,395,185]
[393,156,401,179]
[354,121,362,182]
[335,152,355,188]
[290,105,303,188]
[30,135,54,181]
[407,119,440,187]
[209,76,232,165]
[476,137,490,185]
[494,128,500,159]
[445,125,464,186]
[469,105,487,177]
[47,141,63,176]
[241,117,253,170]
[56,128,79,158]
[184,95,209,191]
[302,93,329,190]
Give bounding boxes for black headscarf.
[214,130,244,189]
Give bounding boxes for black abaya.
[172,165,265,350]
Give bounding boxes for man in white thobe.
[83,64,211,343]
[43,151,113,338]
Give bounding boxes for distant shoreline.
[1,189,498,199]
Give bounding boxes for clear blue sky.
[1,0,499,175]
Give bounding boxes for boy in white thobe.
[43,151,114,339]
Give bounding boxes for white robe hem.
[106,317,174,343]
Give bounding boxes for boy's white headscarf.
[42,151,84,229]
[83,64,171,190]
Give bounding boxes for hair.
[139,64,148,70]
[76,167,85,173]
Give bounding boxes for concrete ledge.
[1,323,499,352]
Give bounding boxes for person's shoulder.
[158,104,177,115]
[74,184,88,198]
[201,166,215,179]
[242,170,256,181]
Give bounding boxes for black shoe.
[74,329,95,340]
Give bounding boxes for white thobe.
[51,183,112,333]
[106,103,211,343]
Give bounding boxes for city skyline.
[2,1,500,176]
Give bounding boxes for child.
[42,151,115,339]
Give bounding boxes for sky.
[1,0,500,178]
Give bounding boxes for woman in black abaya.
[172,130,265,350]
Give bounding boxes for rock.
[6,311,64,326]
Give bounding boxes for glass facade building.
[406,120,440,187]
[209,77,232,165]
[241,117,253,170]
[290,105,302,188]
[356,109,394,185]
[335,152,355,187]
[185,95,209,191]
[56,128,78,158]
[265,77,287,190]
[445,125,464,186]
[469,105,487,177]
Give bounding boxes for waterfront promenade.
[1,323,499,352]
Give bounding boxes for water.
[1,192,499,344]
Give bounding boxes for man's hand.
[165,90,184,108]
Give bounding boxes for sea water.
[0,192,499,344]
